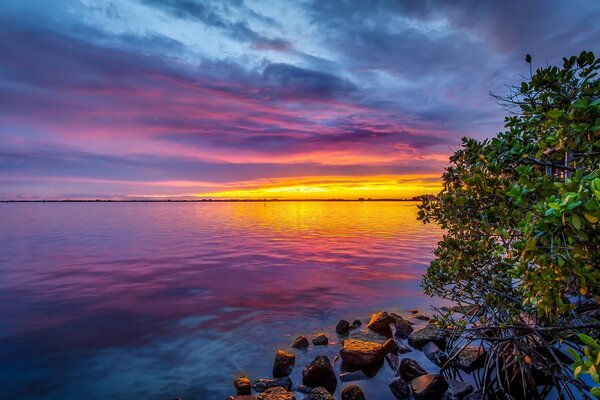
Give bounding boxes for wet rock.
[302,355,337,394]
[350,319,362,329]
[295,385,312,394]
[339,339,384,371]
[342,384,366,400]
[273,350,296,378]
[393,316,414,339]
[410,309,420,314]
[252,377,292,392]
[455,346,486,372]
[413,314,431,321]
[367,311,394,337]
[397,343,412,354]
[304,387,333,400]
[382,338,399,354]
[312,333,329,346]
[336,320,351,335]
[422,342,448,367]
[408,324,446,350]
[449,379,474,399]
[257,387,295,400]
[410,374,448,400]
[389,377,410,399]
[292,336,310,349]
[399,358,427,382]
[235,375,252,395]
[339,370,368,382]
[227,396,256,400]
[385,352,400,374]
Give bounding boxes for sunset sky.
[1,0,599,199]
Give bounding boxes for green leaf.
[572,214,582,230]
[590,386,600,398]
[579,334,599,348]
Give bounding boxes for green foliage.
[419,51,600,397]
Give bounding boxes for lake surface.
[0,201,443,400]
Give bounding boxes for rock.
[341,384,366,400]
[397,343,412,354]
[302,355,337,394]
[389,377,410,399]
[227,396,256,400]
[449,379,474,399]
[367,311,394,336]
[252,377,293,392]
[410,374,448,400]
[350,319,362,328]
[408,324,446,350]
[382,338,399,354]
[413,314,431,321]
[410,309,420,314]
[292,336,310,349]
[385,352,400,374]
[336,320,351,335]
[339,370,368,382]
[257,387,295,400]
[312,333,329,346]
[399,358,427,382]
[422,342,448,367]
[295,385,312,394]
[339,339,384,371]
[393,316,414,339]
[455,346,486,372]
[273,350,296,378]
[234,375,252,395]
[303,387,333,400]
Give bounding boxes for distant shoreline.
[0,198,431,203]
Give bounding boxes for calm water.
[0,202,443,400]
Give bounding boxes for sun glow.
[195,175,441,199]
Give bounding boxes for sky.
[1,0,599,200]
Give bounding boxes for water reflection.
[0,202,442,399]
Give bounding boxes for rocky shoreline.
[223,309,486,400]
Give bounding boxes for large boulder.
[339,339,384,371]
[382,338,399,354]
[455,346,486,372]
[234,375,252,395]
[410,374,448,400]
[292,336,310,349]
[252,377,292,392]
[312,333,329,346]
[422,342,448,367]
[302,355,337,394]
[367,311,394,336]
[303,387,333,400]
[408,324,446,350]
[393,316,414,339]
[336,320,351,335]
[351,319,362,329]
[389,377,410,399]
[273,350,296,377]
[399,358,427,382]
[341,384,366,400]
[385,352,400,374]
[257,387,296,400]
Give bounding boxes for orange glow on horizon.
[195,175,441,199]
